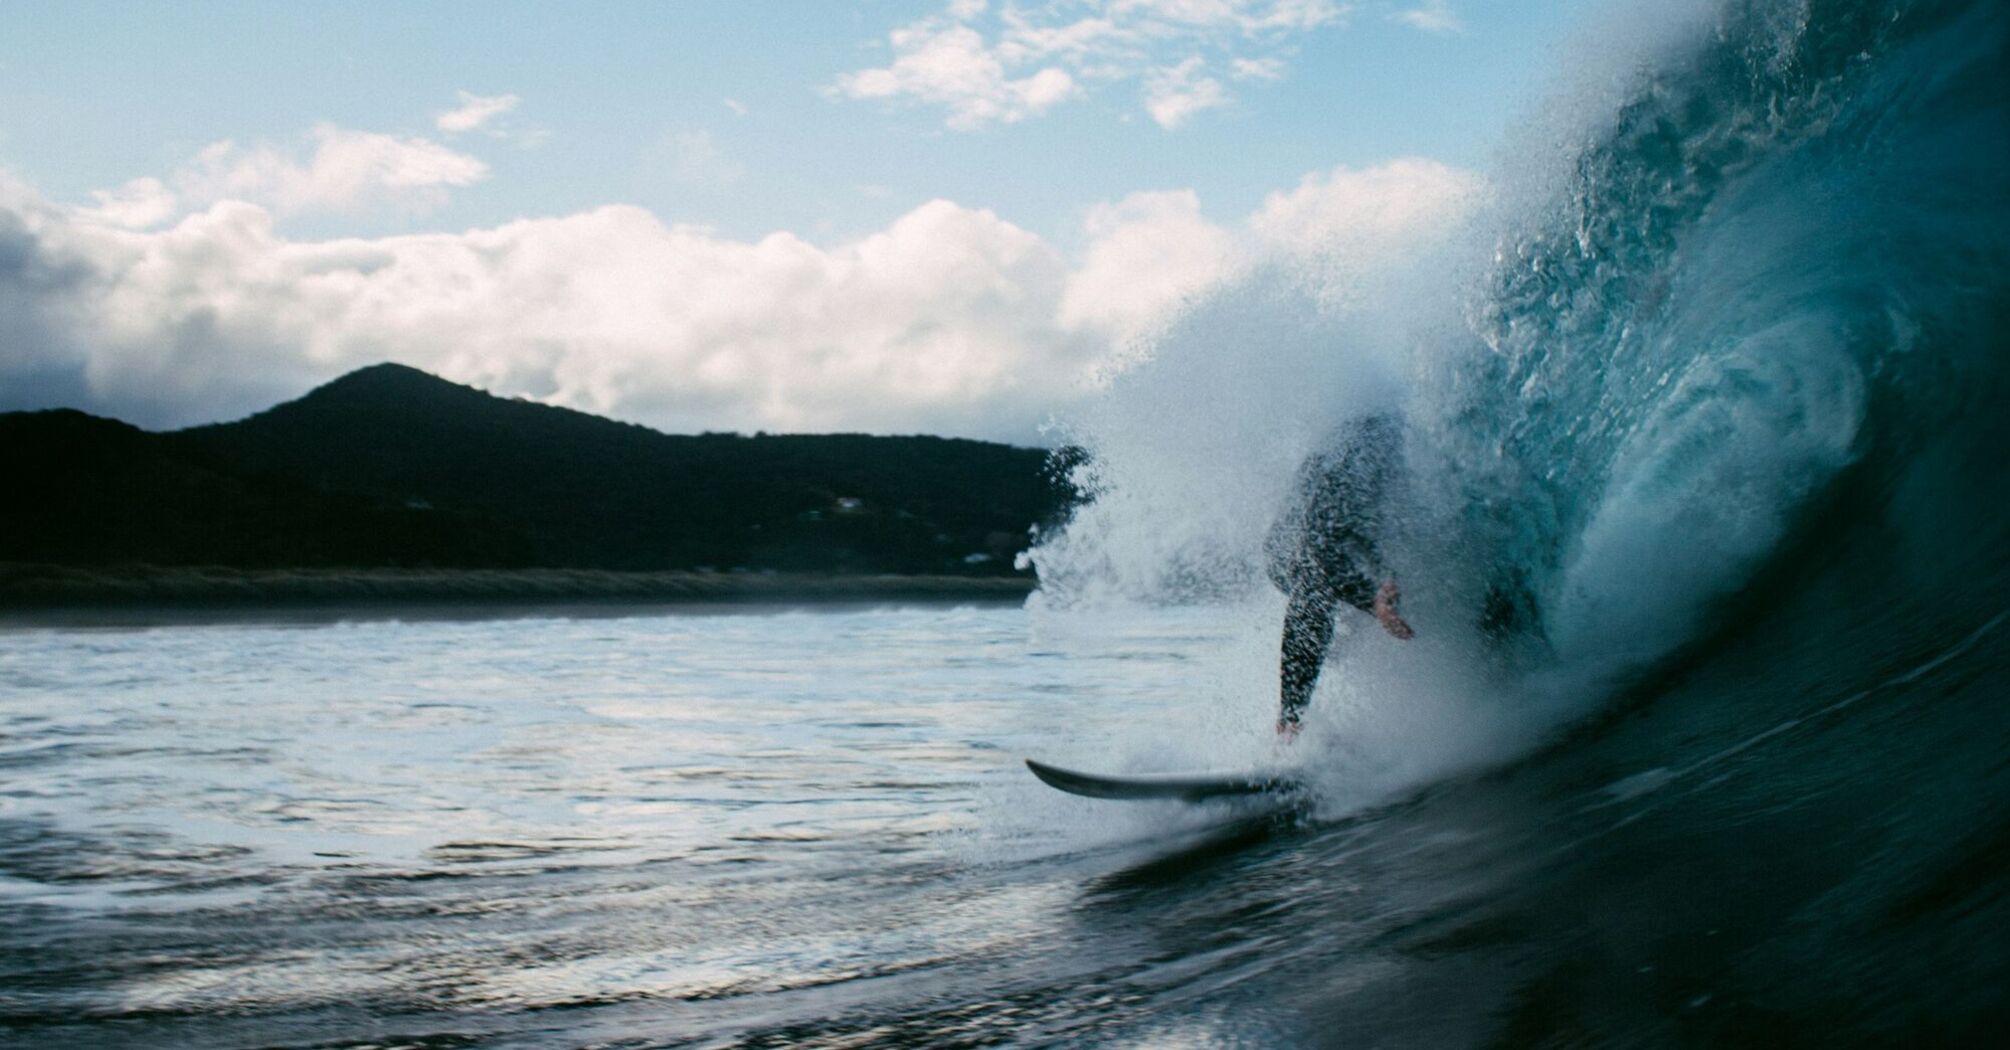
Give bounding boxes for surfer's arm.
[1278,588,1337,733]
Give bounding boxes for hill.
[3,364,1077,576]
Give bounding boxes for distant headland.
[1,363,1078,617]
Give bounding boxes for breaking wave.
[1032,0,2010,766]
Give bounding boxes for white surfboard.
[1024,758,1305,802]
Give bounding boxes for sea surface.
[4,592,2009,1048]
[0,602,1310,1048]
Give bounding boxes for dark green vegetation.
[2,364,1076,577]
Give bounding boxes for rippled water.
[7,589,2009,1048]
[0,602,1323,1048]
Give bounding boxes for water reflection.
[0,603,1293,1046]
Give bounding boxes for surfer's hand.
[1375,580,1415,640]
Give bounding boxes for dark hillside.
[1,409,530,568]
[7,364,1074,574]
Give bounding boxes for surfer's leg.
[1279,588,1337,733]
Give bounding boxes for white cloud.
[722,98,748,116]
[1391,0,1462,34]
[76,125,490,228]
[1250,156,1482,255]
[436,90,522,133]
[1062,159,1483,342]
[0,157,1478,441]
[1247,157,1484,313]
[1059,189,1241,345]
[187,125,487,216]
[836,0,1347,130]
[995,13,1128,66]
[0,187,1105,439]
[77,177,179,229]
[831,22,1076,130]
[1144,57,1228,128]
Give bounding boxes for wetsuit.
[1264,414,1401,729]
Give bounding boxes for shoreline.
[0,564,1035,627]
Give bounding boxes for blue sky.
[0,0,1600,440]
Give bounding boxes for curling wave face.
[1039,0,2010,714]
[1001,5,2010,1039]
[1436,0,2010,676]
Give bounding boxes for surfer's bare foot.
[1276,718,1301,742]
[1375,580,1415,640]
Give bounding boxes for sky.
[0,0,1597,443]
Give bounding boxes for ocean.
[4,588,2006,1046]
[8,0,2010,1043]
[4,603,1343,1047]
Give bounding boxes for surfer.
[1265,413,1412,739]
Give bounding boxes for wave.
[1027,0,2010,799]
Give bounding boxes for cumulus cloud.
[1059,189,1242,346]
[72,125,488,229]
[1,185,1104,438]
[195,126,488,214]
[835,0,1348,130]
[1249,157,1485,310]
[831,22,1077,130]
[1251,156,1482,252]
[0,157,1478,441]
[436,90,522,133]
[78,177,179,229]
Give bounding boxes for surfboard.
[1024,758,1305,802]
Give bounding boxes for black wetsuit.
[1264,414,1400,728]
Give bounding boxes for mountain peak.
[308,362,475,400]
[193,360,652,452]
[259,362,523,423]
